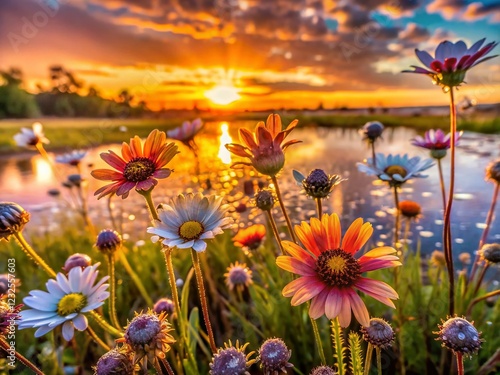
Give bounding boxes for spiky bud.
[255,189,275,211]
[310,366,337,375]
[94,347,134,375]
[435,317,482,356]
[0,202,30,240]
[479,243,500,264]
[361,318,395,349]
[258,338,293,374]
[209,340,255,375]
[95,229,122,255]
[153,298,175,316]
[295,169,343,199]
[486,159,500,184]
[224,262,253,291]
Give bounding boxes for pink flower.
[403,39,497,88]
[276,213,401,327]
[167,118,203,146]
[411,129,462,159]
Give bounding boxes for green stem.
[140,189,159,221]
[107,254,121,329]
[402,218,410,249]
[376,347,382,375]
[316,198,323,218]
[265,210,285,255]
[86,325,110,351]
[14,232,56,278]
[89,311,123,337]
[0,338,44,375]
[119,252,153,306]
[310,313,326,365]
[191,249,217,353]
[472,263,489,297]
[364,343,374,375]
[393,185,400,250]
[332,318,346,375]
[466,289,500,317]
[271,175,297,243]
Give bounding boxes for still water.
[0,122,499,261]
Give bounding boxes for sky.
[0,0,499,110]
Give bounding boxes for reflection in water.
[218,122,232,165]
[33,156,53,184]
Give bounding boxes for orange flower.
[225,114,301,176]
[276,213,401,327]
[233,224,266,250]
[91,130,178,199]
[398,200,422,220]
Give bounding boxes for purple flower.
[411,129,462,159]
[403,39,497,87]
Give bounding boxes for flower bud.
[95,229,122,255]
[486,159,500,184]
[310,366,336,375]
[361,318,395,349]
[210,340,255,375]
[258,338,293,374]
[435,317,482,356]
[63,253,92,272]
[153,298,175,316]
[225,262,253,291]
[361,121,384,142]
[0,202,30,240]
[255,189,275,211]
[479,243,500,264]
[94,347,134,375]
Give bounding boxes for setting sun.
[204,85,241,105]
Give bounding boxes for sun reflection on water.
[33,156,53,184]
[218,122,232,165]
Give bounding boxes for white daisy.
[13,122,50,148]
[147,193,233,252]
[18,263,109,341]
[357,153,434,187]
[55,150,87,166]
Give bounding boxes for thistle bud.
[361,318,395,349]
[255,189,275,211]
[0,202,30,240]
[95,229,122,255]
[258,338,293,374]
[435,317,482,356]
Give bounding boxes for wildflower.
[18,263,109,341]
[361,318,395,349]
[167,118,203,146]
[479,243,500,264]
[293,169,344,199]
[13,122,49,148]
[357,153,434,188]
[411,129,462,159]
[147,193,232,253]
[398,200,422,220]
[224,262,253,291]
[360,121,384,142]
[95,229,122,256]
[0,300,21,337]
[118,310,175,363]
[209,340,256,375]
[255,189,275,211]
[91,129,179,199]
[435,317,482,356]
[276,213,401,327]
[55,150,87,166]
[0,202,30,240]
[430,250,446,268]
[310,366,336,375]
[94,347,134,375]
[233,224,266,250]
[226,114,301,176]
[153,298,175,316]
[63,253,92,273]
[67,174,83,187]
[257,338,293,375]
[458,253,471,265]
[485,159,500,184]
[403,38,498,88]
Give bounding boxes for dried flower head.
[210,340,255,375]
[63,253,92,273]
[486,159,500,184]
[435,316,482,356]
[430,250,446,268]
[479,243,500,264]
[258,338,293,374]
[233,224,266,250]
[398,200,422,220]
[254,189,275,211]
[94,347,135,375]
[0,300,21,337]
[0,202,30,240]
[95,229,122,256]
[360,121,384,142]
[153,298,175,316]
[361,318,395,349]
[225,262,253,291]
[293,169,344,199]
[119,310,176,364]
[310,366,337,375]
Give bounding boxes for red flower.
[233,224,266,250]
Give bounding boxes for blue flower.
[357,153,434,187]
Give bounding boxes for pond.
[1,121,499,263]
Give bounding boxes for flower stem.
[107,253,121,330]
[271,175,297,243]
[472,263,490,297]
[161,357,176,375]
[140,189,159,221]
[119,252,153,306]
[265,210,285,255]
[469,183,499,285]
[437,158,447,211]
[89,311,123,337]
[465,289,500,317]
[393,186,400,249]
[191,249,217,353]
[456,353,464,375]
[363,343,374,375]
[86,325,111,351]
[402,218,410,248]
[371,141,377,168]
[443,86,457,316]
[14,232,56,278]
[0,338,44,375]
[316,197,323,218]
[332,318,346,375]
[309,312,326,365]
[376,347,382,375]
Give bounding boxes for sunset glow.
[205,85,241,106]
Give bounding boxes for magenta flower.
[411,129,462,159]
[403,39,497,88]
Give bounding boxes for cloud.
[426,0,467,20]
[463,2,500,22]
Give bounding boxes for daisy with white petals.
[14,122,50,148]
[18,264,109,341]
[148,193,233,252]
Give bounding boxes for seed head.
[486,159,500,184]
[398,200,422,220]
[95,229,122,256]
[94,347,134,375]
[435,316,482,356]
[479,243,500,264]
[224,262,253,291]
[209,340,255,375]
[297,169,343,199]
[310,366,337,375]
[153,298,175,316]
[258,338,293,374]
[361,318,395,349]
[63,253,92,273]
[254,189,275,211]
[361,121,384,142]
[0,202,30,240]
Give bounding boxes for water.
[1,122,499,262]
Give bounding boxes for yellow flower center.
[57,293,87,316]
[124,157,156,182]
[328,256,347,272]
[315,249,361,288]
[179,220,204,240]
[384,165,407,178]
